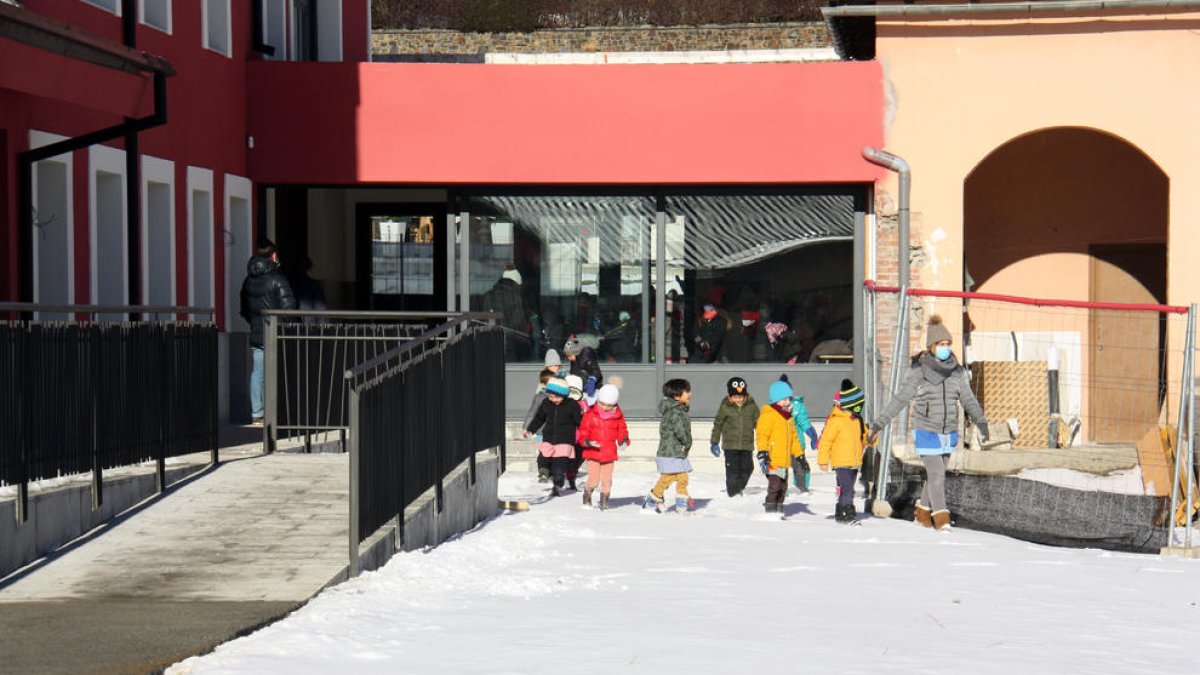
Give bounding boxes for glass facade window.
[458,191,857,366]
[466,196,656,364]
[664,194,856,364]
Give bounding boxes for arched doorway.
[964,127,1168,443]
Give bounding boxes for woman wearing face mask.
[868,315,989,532]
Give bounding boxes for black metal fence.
[345,313,505,575]
[262,311,457,453]
[0,304,218,521]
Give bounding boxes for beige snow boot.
[583,489,593,507]
[914,500,934,528]
[932,509,952,532]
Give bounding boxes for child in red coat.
[577,384,629,510]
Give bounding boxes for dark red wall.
[0,0,253,320]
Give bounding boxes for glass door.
[355,204,447,312]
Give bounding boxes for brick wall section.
[372,22,831,55]
[871,196,928,406]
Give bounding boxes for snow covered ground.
[171,470,1200,674]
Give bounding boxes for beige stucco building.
[830,1,1200,442]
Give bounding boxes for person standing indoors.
[869,316,989,532]
[239,238,296,426]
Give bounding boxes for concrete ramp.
[0,447,349,673]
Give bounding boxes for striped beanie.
[838,379,865,413]
[546,377,570,397]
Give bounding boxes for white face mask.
[741,320,754,327]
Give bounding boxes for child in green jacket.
[645,378,694,513]
[710,376,759,497]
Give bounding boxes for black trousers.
[835,468,858,508]
[724,449,754,496]
[550,456,570,489]
[537,453,550,475]
[766,474,787,505]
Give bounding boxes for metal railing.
[0,303,218,521]
[344,312,505,576]
[261,310,460,453]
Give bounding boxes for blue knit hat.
[768,380,793,405]
[545,378,570,397]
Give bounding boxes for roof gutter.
[824,0,1200,18]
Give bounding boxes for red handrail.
[863,280,1188,314]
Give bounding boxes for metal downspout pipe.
[862,147,910,288]
[862,147,911,512]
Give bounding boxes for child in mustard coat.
[818,379,869,523]
[755,380,805,514]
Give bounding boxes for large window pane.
[663,194,856,364]
[466,195,655,364]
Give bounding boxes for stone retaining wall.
[373,22,830,56]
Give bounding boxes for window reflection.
[463,192,856,365]
[664,194,856,365]
[466,196,656,364]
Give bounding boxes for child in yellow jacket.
[818,379,868,524]
[755,380,804,514]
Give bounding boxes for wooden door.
[1088,244,1166,443]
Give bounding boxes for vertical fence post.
[91,325,103,511]
[17,324,30,523]
[875,288,911,507]
[264,315,277,454]
[1169,305,1196,548]
[1180,307,1190,550]
[348,385,360,578]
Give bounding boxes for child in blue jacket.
[779,374,819,492]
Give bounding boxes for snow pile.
[170,471,1200,674]
[1015,466,1146,495]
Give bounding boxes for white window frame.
[88,144,129,307]
[81,0,122,16]
[224,174,253,332]
[139,0,173,34]
[187,166,216,320]
[202,0,233,57]
[28,131,75,309]
[140,155,176,307]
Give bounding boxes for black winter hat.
[727,377,748,396]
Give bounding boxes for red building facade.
[2,1,883,419]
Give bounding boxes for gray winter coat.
[873,353,987,435]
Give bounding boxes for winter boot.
[644,492,665,512]
[537,468,550,483]
[913,500,934,528]
[764,502,779,514]
[599,493,610,511]
[551,485,562,497]
[568,478,577,492]
[834,505,852,523]
[583,489,593,507]
[932,509,952,532]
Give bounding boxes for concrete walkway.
[0,431,349,674]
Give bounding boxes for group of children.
[524,339,873,522]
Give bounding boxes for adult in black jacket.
[238,239,297,424]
